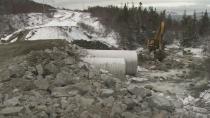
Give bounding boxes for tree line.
[87,3,210,49]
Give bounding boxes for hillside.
[0,0,55,14]
[1,10,119,48]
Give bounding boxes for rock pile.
[0,41,208,118]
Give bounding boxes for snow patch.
[184,48,204,58]
[3,10,118,47]
[200,89,210,104]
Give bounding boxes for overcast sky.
[34,0,210,14]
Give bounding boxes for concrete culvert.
[86,50,138,75]
[82,57,126,78]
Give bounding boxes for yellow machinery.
[146,21,166,61]
[147,21,165,52]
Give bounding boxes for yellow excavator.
[146,21,166,61]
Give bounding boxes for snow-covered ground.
[2,10,119,47]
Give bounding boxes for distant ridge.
[0,0,55,14]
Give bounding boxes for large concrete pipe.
[82,57,126,78]
[86,50,138,75]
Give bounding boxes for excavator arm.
[147,21,165,52]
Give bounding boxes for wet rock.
[36,64,44,75]
[148,94,175,112]
[127,85,151,98]
[0,106,24,115]
[34,79,49,90]
[100,89,114,98]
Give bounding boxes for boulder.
[101,97,115,107]
[80,97,95,107]
[148,94,175,112]
[122,112,139,118]
[44,62,58,74]
[23,71,35,80]
[123,97,137,110]
[111,102,127,117]
[0,106,24,115]
[54,71,74,86]
[4,97,20,106]
[34,79,49,90]
[51,87,70,97]
[8,64,25,78]
[36,64,44,75]
[104,78,116,88]
[100,89,114,98]
[127,85,151,98]
[64,57,76,65]
[80,111,100,118]
[152,110,170,118]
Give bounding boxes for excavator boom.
[147,21,165,52]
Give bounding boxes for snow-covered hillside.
[2,10,119,47]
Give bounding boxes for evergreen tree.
[199,10,209,36]
[181,10,187,26]
[181,10,195,47]
[167,14,172,29]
